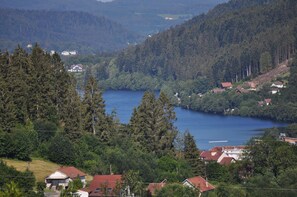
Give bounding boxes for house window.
[94,188,101,193]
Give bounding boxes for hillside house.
[200,145,246,165]
[221,82,233,89]
[88,175,122,197]
[271,81,284,89]
[200,150,235,165]
[211,88,225,94]
[61,50,77,56]
[211,146,247,160]
[236,86,250,94]
[271,88,279,94]
[281,137,297,145]
[264,98,272,105]
[183,176,215,196]
[219,157,236,165]
[147,180,167,196]
[246,82,257,89]
[68,64,84,73]
[45,166,86,189]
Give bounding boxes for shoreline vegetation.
[69,57,296,124]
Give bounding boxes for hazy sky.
[96,0,114,2]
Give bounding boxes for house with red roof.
[221,82,233,89]
[45,166,86,189]
[282,137,297,145]
[200,150,228,163]
[264,98,272,105]
[210,145,247,160]
[183,176,215,196]
[219,157,236,165]
[147,180,167,196]
[88,175,122,197]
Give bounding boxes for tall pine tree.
[184,131,205,176]
[0,52,17,131]
[82,76,109,141]
[129,91,177,155]
[8,46,32,124]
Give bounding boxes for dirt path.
[251,60,290,88]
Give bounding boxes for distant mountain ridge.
[115,0,297,83]
[0,0,228,36]
[0,8,140,53]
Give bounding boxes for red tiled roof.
[200,151,222,161]
[89,175,122,196]
[219,157,235,165]
[283,137,297,144]
[147,182,166,195]
[221,82,232,88]
[185,176,215,192]
[209,147,223,152]
[264,98,272,103]
[58,166,86,179]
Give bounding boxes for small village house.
[61,50,77,56]
[270,88,279,95]
[147,180,167,196]
[246,81,257,89]
[283,137,297,145]
[211,88,225,94]
[183,176,215,197]
[211,146,247,160]
[264,98,272,105]
[221,82,233,89]
[88,175,122,197]
[45,166,86,189]
[68,64,85,73]
[200,145,246,165]
[236,86,250,94]
[271,81,284,89]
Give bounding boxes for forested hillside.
[1,45,297,196]
[0,8,140,53]
[0,0,228,36]
[116,0,297,84]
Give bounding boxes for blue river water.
[103,90,287,150]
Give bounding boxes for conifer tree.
[286,57,297,102]
[0,52,17,131]
[9,46,31,123]
[63,85,82,141]
[184,132,205,176]
[129,91,177,154]
[82,76,109,141]
[51,53,71,122]
[156,92,177,153]
[129,91,156,151]
[29,44,56,121]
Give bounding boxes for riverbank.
[103,90,287,150]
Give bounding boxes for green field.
[2,158,93,182]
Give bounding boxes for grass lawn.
[1,158,93,182]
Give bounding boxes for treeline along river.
[104,90,287,150]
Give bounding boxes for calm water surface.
[104,90,287,150]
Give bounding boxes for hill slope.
[0,8,140,53]
[0,0,228,36]
[2,158,93,182]
[115,0,297,84]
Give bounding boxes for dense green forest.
[116,0,296,84]
[1,45,297,196]
[0,8,140,53]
